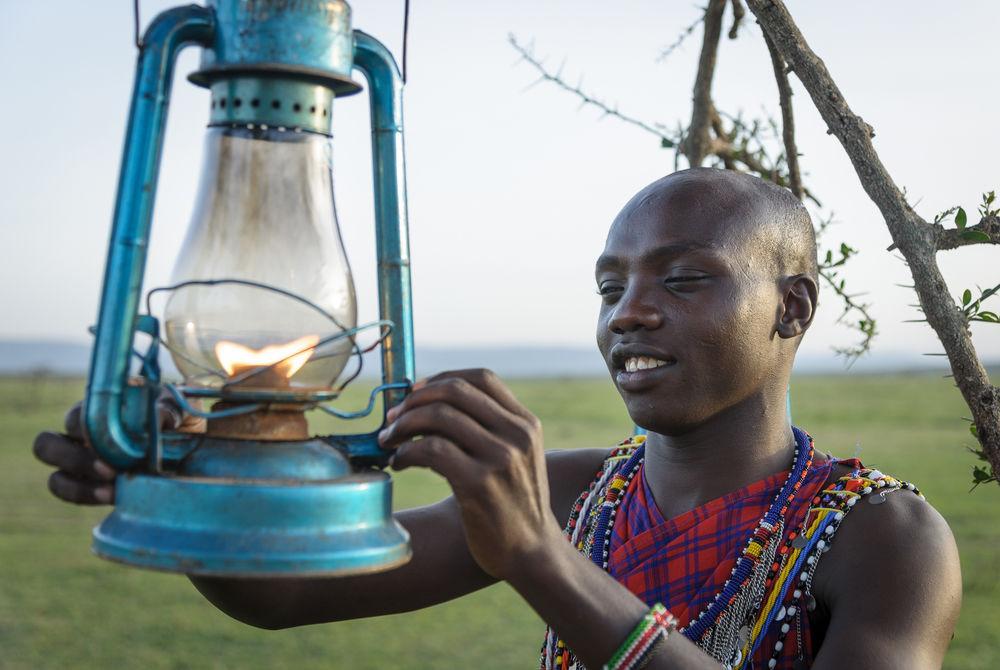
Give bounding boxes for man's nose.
[608,285,664,334]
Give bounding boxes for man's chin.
[624,403,705,437]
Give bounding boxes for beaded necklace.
[542,427,815,670]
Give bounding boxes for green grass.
[1,374,997,669]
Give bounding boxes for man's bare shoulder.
[545,447,616,525]
[811,472,961,667]
[546,447,613,477]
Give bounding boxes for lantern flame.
[215,335,321,381]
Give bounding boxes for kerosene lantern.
[84,1,415,576]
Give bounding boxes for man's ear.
[776,274,818,339]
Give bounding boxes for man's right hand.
[32,401,184,505]
[33,402,118,505]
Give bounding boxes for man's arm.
[33,401,609,629]
[809,487,962,669]
[190,448,609,629]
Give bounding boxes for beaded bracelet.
[602,603,678,670]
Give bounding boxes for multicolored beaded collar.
[539,429,922,670]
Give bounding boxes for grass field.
[1,373,998,669]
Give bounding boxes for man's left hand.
[378,369,562,580]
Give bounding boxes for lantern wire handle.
[145,278,366,387]
[316,381,411,420]
[132,0,143,50]
[142,278,398,419]
[402,0,410,83]
[163,384,265,420]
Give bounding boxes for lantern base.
[93,470,411,577]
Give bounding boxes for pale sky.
[1,0,997,367]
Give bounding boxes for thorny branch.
[511,1,873,362]
[817,238,877,360]
[508,35,676,145]
[681,0,727,166]
[760,24,874,359]
[935,215,1000,251]
[746,0,1000,484]
[762,32,802,200]
[728,0,747,39]
[657,7,708,63]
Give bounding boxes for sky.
[0,0,997,369]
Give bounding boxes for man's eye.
[663,275,709,287]
[596,284,623,296]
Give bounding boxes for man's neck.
[641,389,797,521]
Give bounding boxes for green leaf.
[961,230,991,242]
[956,207,967,229]
[660,137,675,149]
[975,311,999,323]
[970,424,980,439]
[972,465,996,487]
[962,289,973,306]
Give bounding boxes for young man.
[35,168,961,668]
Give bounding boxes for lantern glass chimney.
[163,126,357,389]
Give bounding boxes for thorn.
[520,77,546,93]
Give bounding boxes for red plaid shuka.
[606,441,849,669]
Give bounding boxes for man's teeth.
[624,356,669,373]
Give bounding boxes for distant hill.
[0,338,971,379]
[0,340,93,375]
[0,339,609,379]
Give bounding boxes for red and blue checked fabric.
[607,450,847,669]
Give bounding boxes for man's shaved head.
[614,167,818,283]
[596,167,821,435]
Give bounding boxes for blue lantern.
[84,0,415,576]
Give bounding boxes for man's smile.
[609,343,678,392]
[623,356,670,372]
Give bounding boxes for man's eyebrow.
[595,242,717,272]
[595,253,623,272]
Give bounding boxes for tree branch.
[762,31,803,200]
[681,0,727,166]
[821,268,877,362]
[728,0,747,39]
[747,0,1000,483]
[657,7,708,63]
[935,214,1000,251]
[508,34,677,145]
[507,28,874,362]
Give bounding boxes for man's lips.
[609,345,678,392]
[609,344,677,371]
[614,360,677,391]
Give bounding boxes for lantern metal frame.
[83,2,417,577]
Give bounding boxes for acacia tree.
[511,0,999,486]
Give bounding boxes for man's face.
[595,180,786,436]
